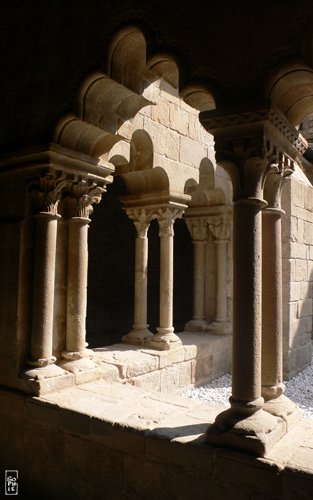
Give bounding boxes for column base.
[262,394,301,431]
[27,355,57,367]
[21,364,73,396]
[184,319,208,332]
[206,321,231,335]
[122,326,154,346]
[144,328,182,350]
[205,407,286,457]
[59,357,102,385]
[62,348,93,361]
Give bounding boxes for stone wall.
[282,165,313,378]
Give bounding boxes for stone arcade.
[1,2,313,498]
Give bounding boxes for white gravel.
[183,354,313,420]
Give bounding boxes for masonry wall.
[282,166,313,379]
[87,77,233,347]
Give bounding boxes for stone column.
[205,155,284,455]
[200,105,305,455]
[261,165,298,424]
[27,175,65,372]
[122,208,155,345]
[207,215,231,334]
[62,182,104,361]
[184,217,208,331]
[145,207,184,350]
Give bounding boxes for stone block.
[65,433,124,488]
[90,420,145,455]
[132,370,161,392]
[295,259,308,281]
[289,281,301,301]
[291,243,308,261]
[300,280,313,299]
[169,103,188,134]
[179,135,207,167]
[178,360,192,387]
[160,365,180,392]
[143,117,179,160]
[100,363,120,382]
[151,97,170,124]
[191,354,214,384]
[297,298,312,318]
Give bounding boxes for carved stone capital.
[28,172,70,215]
[185,217,208,241]
[154,207,184,237]
[199,106,301,202]
[67,180,105,219]
[263,151,295,209]
[208,215,232,241]
[126,207,157,238]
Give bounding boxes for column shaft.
[232,201,263,411]
[30,213,59,365]
[65,217,90,356]
[192,240,206,320]
[215,240,228,322]
[262,209,283,399]
[159,233,173,331]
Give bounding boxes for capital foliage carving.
[208,215,232,241]
[154,207,184,238]
[126,207,157,237]
[200,106,300,202]
[28,173,70,215]
[185,217,208,241]
[69,181,105,218]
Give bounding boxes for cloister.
[1,1,313,498]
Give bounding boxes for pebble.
[183,354,313,420]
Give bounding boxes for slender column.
[261,166,298,423]
[27,175,64,368]
[123,208,154,345]
[29,212,60,366]
[185,217,208,331]
[145,207,184,350]
[207,215,231,334]
[262,207,284,400]
[63,182,104,360]
[200,106,303,455]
